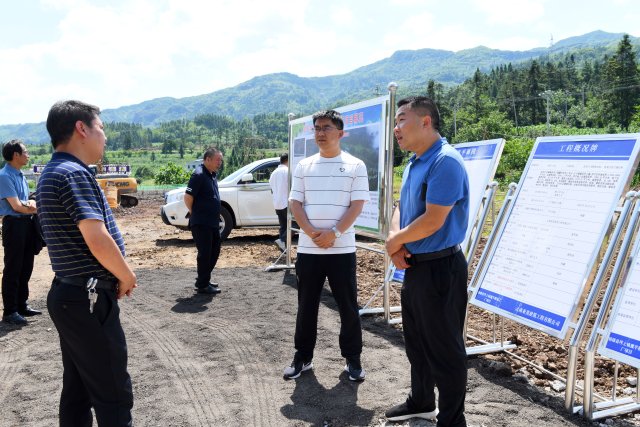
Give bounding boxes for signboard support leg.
[564,192,638,413]
[577,194,640,420]
[464,183,518,355]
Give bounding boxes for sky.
[0,0,638,125]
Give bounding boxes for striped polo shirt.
[289,151,369,254]
[35,152,125,279]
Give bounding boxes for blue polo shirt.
[400,138,469,254]
[185,165,221,228]
[0,164,30,216]
[35,152,125,279]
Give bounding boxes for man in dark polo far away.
[184,147,224,295]
[0,139,42,325]
[37,100,137,426]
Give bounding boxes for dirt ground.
[1,194,640,426]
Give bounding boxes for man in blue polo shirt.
[37,100,137,426]
[385,96,469,427]
[184,147,223,295]
[0,139,41,325]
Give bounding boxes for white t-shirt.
[269,164,289,210]
[289,151,370,254]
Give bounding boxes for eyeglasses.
[314,125,339,133]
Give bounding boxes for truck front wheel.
[219,206,233,240]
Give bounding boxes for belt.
[55,276,118,292]
[3,215,33,221]
[406,245,461,265]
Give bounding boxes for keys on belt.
[86,278,98,314]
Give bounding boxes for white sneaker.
[275,239,286,251]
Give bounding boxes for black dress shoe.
[196,284,221,295]
[19,306,42,317]
[2,312,28,325]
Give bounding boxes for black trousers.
[275,208,287,244]
[47,279,133,427]
[294,253,362,363]
[401,250,468,427]
[191,224,221,287]
[2,216,35,315]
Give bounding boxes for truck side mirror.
[240,173,254,183]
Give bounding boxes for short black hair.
[46,100,101,148]
[312,110,344,130]
[203,147,221,160]
[279,153,288,163]
[2,139,25,162]
[397,96,441,132]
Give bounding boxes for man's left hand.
[312,229,335,249]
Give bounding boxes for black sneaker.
[283,360,313,380]
[196,284,221,294]
[344,362,365,382]
[385,401,438,421]
[194,281,219,288]
[2,312,28,325]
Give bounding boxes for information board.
[289,96,388,236]
[599,237,640,368]
[454,139,505,250]
[471,135,640,338]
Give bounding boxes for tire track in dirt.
[0,337,27,407]
[125,290,281,427]
[123,306,221,426]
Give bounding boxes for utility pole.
[511,91,518,129]
[453,100,459,138]
[539,90,554,134]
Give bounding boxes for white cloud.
[471,0,546,25]
[0,0,638,125]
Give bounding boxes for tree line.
[103,112,289,174]
[428,34,640,144]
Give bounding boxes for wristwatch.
[332,226,342,238]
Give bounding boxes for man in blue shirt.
[0,139,41,325]
[37,100,137,426]
[184,147,223,295]
[385,97,470,427]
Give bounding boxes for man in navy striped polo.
[36,100,137,427]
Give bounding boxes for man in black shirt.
[184,147,223,295]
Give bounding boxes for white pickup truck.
[161,157,281,239]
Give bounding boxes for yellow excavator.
[33,162,138,208]
[90,162,138,208]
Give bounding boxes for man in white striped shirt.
[283,110,370,382]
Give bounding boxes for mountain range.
[2,30,637,145]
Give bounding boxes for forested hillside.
[4,32,640,185]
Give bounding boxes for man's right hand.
[117,273,137,299]
[390,246,411,270]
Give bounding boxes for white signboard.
[471,135,640,338]
[599,239,640,368]
[289,96,388,237]
[454,139,505,250]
